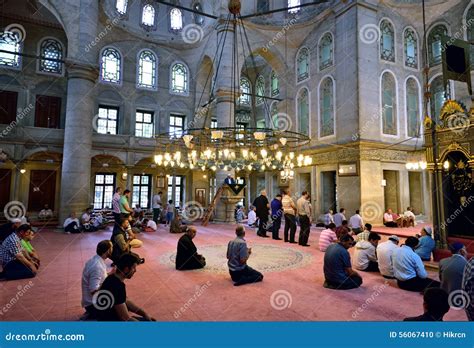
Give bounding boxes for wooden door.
[35,95,61,128]
[28,170,56,211]
[0,169,12,211]
[0,91,18,124]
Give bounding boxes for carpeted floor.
[0,223,468,321]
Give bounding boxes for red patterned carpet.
[0,224,468,321]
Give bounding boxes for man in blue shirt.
[270,194,283,240]
[226,225,263,286]
[415,226,436,261]
[323,234,362,290]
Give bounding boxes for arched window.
[288,0,300,13]
[137,50,157,89]
[381,72,397,135]
[116,0,127,14]
[430,76,445,123]
[142,4,155,26]
[171,63,188,93]
[0,31,21,68]
[271,70,279,96]
[193,2,204,25]
[270,102,278,128]
[297,47,309,82]
[39,38,63,74]
[239,77,251,105]
[297,88,309,136]
[380,19,395,62]
[319,77,334,137]
[428,24,447,66]
[100,47,121,83]
[319,33,333,70]
[170,8,183,31]
[256,75,265,105]
[404,28,418,69]
[465,6,474,66]
[406,78,420,137]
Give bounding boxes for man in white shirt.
[323,210,334,227]
[152,191,163,224]
[383,208,398,227]
[247,206,257,227]
[297,191,311,247]
[64,212,80,234]
[392,236,440,292]
[81,240,113,319]
[354,232,381,272]
[349,210,364,234]
[403,207,416,227]
[112,187,122,223]
[333,208,346,228]
[38,204,53,220]
[376,235,399,279]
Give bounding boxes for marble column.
[59,62,98,223]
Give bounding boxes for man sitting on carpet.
[403,287,450,321]
[349,210,364,234]
[111,216,143,263]
[355,223,372,242]
[323,234,362,290]
[38,204,53,220]
[0,218,21,243]
[354,232,381,272]
[403,207,416,227]
[226,225,263,286]
[64,212,81,233]
[318,223,337,252]
[170,214,188,234]
[415,227,435,261]
[176,226,206,270]
[376,235,400,279]
[439,242,467,295]
[392,236,440,292]
[0,224,37,280]
[81,240,113,319]
[335,220,350,240]
[97,253,155,321]
[20,225,40,268]
[383,208,401,228]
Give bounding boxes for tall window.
[137,50,157,89]
[271,102,278,128]
[239,77,251,105]
[319,33,333,70]
[466,6,474,66]
[256,75,265,105]
[193,2,204,25]
[0,31,21,68]
[428,24,447,66]
[170,8,183,31]
[319,77,334,137]
[404,28,418,69]
[135,110,154,138]
[211,119,217,128]
[39,39,63,74]
[406,78,420,137]
[430,76,445,123]
[97,106,118,135]
[381,72,397,135]
[380,19,395,62]
[169,114,185,138]
[116,0,127,14]
[167,175,184,207]
[171,63,188,93]
[288,0,300,13]
[100,48,121,83]
[257,0,269,12]
[236,121,246,140]
[142,4,155,26]
[297,47,309,82]
[271,70,279,96]
[132,175,151,208]
[94,174,115,209]
[297,88,309,136]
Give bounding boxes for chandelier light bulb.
[279,137,287,146]
[242,149,249,158]
[420,161,427,170]
[260,149,268,158]
[289,152,295,159]
[223,148,230,157]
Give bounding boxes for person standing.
[81,240,113,319]
[439,242,467,295]
[333,208,346,228]
[253,190,269,238]
[297,191,311,247]
[349,210,364,234]
[152,191,162,225]
[119,190,133,215]
[226,225,263,286]
[282,189,297,243]
[270,194,283,240]
[112,187,122,224]
[376,235,400,279]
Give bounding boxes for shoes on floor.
[273,237,282,240]
[301,244,310,247]
[289,241,297,244]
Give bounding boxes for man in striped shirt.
[319,223,337,252]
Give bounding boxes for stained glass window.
[170,8,183,31]
[381,72,397,135]
[320,77,334,137]
[319,33,333,70]
[297,88,309,136]
[137,50,157,89]
[271,70,279,96]
[271,102,278,128]
[171,63,188,93]
[142,4,155,26]
[406,78,420,137]
[239,77,251,105]
[297,47,309,82]
[430,76,445,123]
[0,31,21,68]
[428,24,447,66]
[100,48,121,83]
[116,0,127,14]
[39,39,63,74]
[404,28,418,69]
[380,20,395,62]
[256,75,265,105]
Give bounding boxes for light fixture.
[122,172,128,180]
[20,168,26,174]
[443,160,450,170]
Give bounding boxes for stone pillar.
[359,160,384,225]
[59,62,98,223]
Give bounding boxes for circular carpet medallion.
[159,244,313,274]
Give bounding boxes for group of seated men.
[383,207,416,228]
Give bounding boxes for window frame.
[239,77,251,105]
[296,87,310,137]
[97,105,119,135]
[0,30,23,70]
[136,49,158,90]
[255,75,265,105]
[427,23,449,67]
[169,7,184,32]
[93,173,116,210]
[318,32,334,71]
[37,37,64,76]
[379,18,396,63]
[379,70,399,138]
[99,46,122,85]
[169,113,186,138]
[141,3,157,29]
[169,62,189,95]
[296,46,310,83]
[318,75,336,139]
[132,174,152,209]
[135,109,154,138]
[404,76,422,139]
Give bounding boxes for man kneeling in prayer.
[176,226,206,270]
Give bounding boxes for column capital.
[66,59,99,83]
